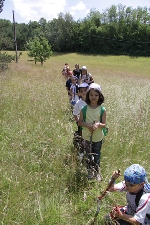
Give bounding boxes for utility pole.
[12,10,18,63]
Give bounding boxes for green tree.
[0,0,5,13]
[27,20,43,41]
[0,5,15,71]
[45,12,76,52]
[27,36,52,65]
[38,17,47,31]
[16,23,29,50]
[87,8,102,27]
[107,5,118,23]
[0,3,150,56]
[0,52,15,72]
[0,19,14,50]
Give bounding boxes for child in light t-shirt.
[81,66,94,85]
[78,83,105,181]
[70,76,79,107]
[106,164,150,225]
[73,82,89,136]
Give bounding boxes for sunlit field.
[1,52,150,225]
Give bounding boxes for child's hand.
[92,122,100,131]
[111,206,124,218]
[86,124,93,132]
[111,170,121,180]
[84,79,88,83]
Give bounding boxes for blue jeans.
[92,140,102,170]
[83,140,102,172]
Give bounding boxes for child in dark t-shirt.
[66,71,73,102]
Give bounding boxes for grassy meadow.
[0,52,150,225]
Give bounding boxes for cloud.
[70,1,86,11]
[12,0,67,22]
[69,1,90,20]
[85,9,90,14]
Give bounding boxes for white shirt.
[115,181,150,224]
[73,99,86,119]
[135,194,150,224]
[81,73,91,83]
[70,84,77,96]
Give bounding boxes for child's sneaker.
[96,173,102,181]
[94,170,102,181]
[79,153,84,161]
[87,169,93,179]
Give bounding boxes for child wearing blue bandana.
[106,164,150,225]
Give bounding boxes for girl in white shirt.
[81,66,94,85]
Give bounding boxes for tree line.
[0,4,150,56]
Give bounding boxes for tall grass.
[0,52,150,225]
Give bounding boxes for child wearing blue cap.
[106,164,150,225]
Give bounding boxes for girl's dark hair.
[85,89,104,105]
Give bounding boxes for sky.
[0,0,149,24]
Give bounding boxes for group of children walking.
[62,63,150,225]
[63,63,106,182]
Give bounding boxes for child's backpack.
[81,105,108,136]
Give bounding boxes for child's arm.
[66,87,71,96]
[109,170,121,192]
[73,104,80,122]
[88,75,94,84]
[70,87,73,96]
[66,86,69,92]
[74,115,78,122]
[112,208,141,225]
